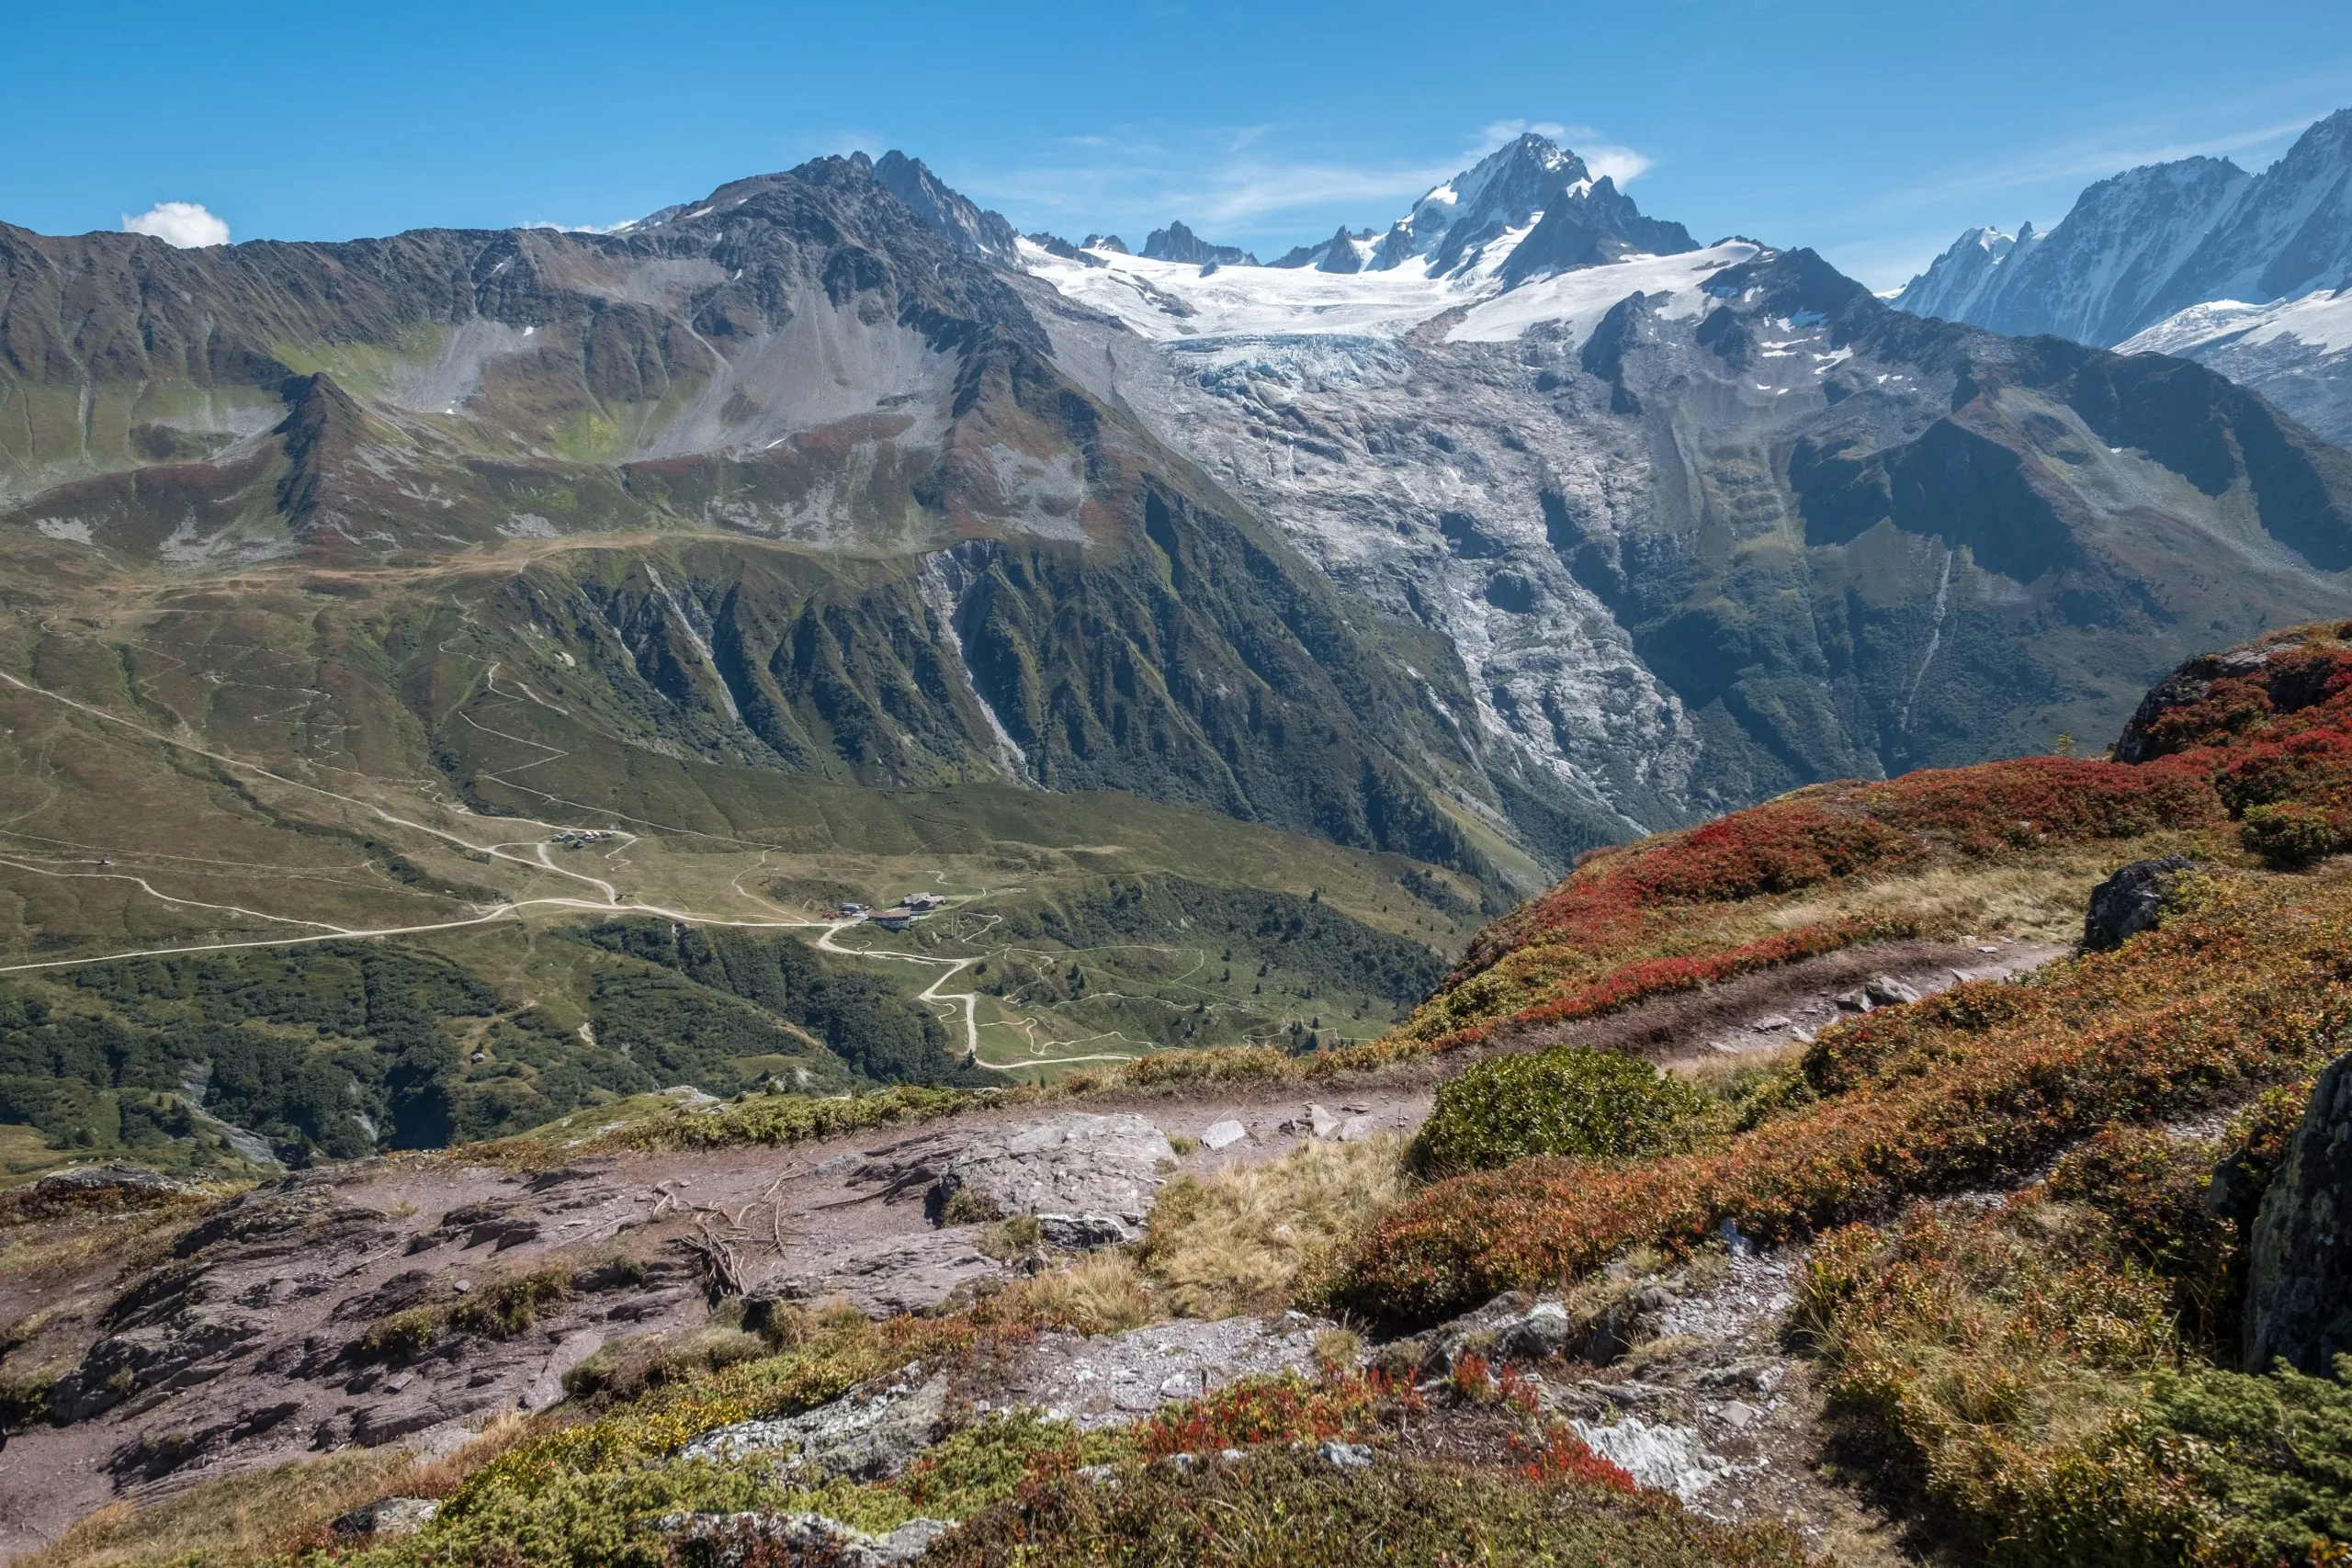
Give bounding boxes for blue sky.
[8,0,2351,288]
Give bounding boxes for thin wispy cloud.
[959,118,1655,251]
[1871,114,2317,219]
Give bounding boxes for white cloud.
[122,201,230,248]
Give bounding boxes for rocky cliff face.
[2244,1051,2352,1374]
[1894,108,2352,348]
[1893,107,2352,445]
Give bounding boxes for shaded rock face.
[2082,856,2193,952]
[2245,1052,2352,1373]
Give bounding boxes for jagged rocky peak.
[2168,106,2352,307]
[1893,223,2037,322]
[1269,226,1378,272]
[1372,131,1589,272]
[1352,131,1694,278]
[1894,103,2352,348]
[1024,231,1100,265]
[1141,220,1258,267]
[1083,232,1132,254]
[871,149,1021,262]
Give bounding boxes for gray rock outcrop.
[2083,856,2193,952]
[683,1372,948,1480]
[749,1229,1010,1321]
[852,1113,1175,1244]
[2244,1052,2352,1373]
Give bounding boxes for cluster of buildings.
[832,891,946,931]
[550,829,616,849]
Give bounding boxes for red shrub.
[1330,876,2349,1325]
[1856,754,2222,853]
[1515,1425,1640,1493]
[1136,1371,1415,1456]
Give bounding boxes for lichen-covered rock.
[331,1497,440,1540]
[682,1371,947,1479]
[660,1510,948,1567]
[2244,1052,2352,1373]
[2082,856,2193,952]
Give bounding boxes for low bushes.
[605,1083,977,1153]
[1409,1047,1703,1177]
[919,1447,1817,1568]
[1327,873,2351,1325]
[1797,1190,2352,1568]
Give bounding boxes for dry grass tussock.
[991,1250,1157,1335]
[17,1416,535,1568]
[1766,842,2192,942]
[1138,1134,1409,1316]
[0,1189,236,1282]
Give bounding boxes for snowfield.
[1018,237,1759,348]
[2121,288,2352,358]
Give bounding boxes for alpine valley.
[4,122,2352,1173]
[10,99,2352,1568]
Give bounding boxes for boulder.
[2244,1052,2352,1373]
[1861,975,1920,1007]
[332,1497,441,1540]
[1498,1302,1575,1361]
[2082,856,2193,952]
[1200,1119,1247,1151]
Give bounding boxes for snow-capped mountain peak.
[1373,132,1592,274]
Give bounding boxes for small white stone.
[1201,1119,1247,1151]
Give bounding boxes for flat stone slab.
[752,1228,1009,1320]
[852,1112,1176,1241]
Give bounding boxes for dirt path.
[0,935,2061,1555]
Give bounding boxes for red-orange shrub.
[1329,875,2348,1325]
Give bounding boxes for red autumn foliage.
[1514,1424,1641,1493]
[1333,874,2351,1325]
[1136,1371,1418,1457]
[1418,916,1913,1055]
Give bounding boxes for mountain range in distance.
[2,119,2350,960]
[1894,106,2352,444]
